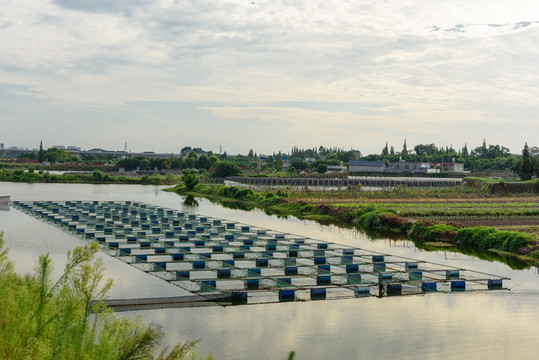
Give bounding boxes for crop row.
[331,202,539,217]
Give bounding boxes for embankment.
[169,183,539,266]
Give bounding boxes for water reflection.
[1,183,539,359]
[182,195,199,208]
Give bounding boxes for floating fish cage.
[12,201,509,306]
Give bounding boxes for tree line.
[8,140,539,177]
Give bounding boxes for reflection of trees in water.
[183,195,199,207]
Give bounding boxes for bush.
[19,172,43,183]
[408,222,458,243]
[316,163,328,174]
[141,173,161,185]
[181,170,200,190]
[500,232,531,253]
[454,227,497,246]
[455,227,531,253]
[357,211,387,230]
[233,188,255,200]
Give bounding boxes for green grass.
[332,201,539,217]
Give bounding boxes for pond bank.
[167,183,539,267]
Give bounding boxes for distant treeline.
[6,141,539,176]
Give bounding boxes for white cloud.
[0,0,538,153]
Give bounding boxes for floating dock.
[12,200,509,307]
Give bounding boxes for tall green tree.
[38,141,45,163]
[462,143,469,157]
[519,143,533,180]
[401,139,408,156]
[274,154,284,172]
[381,142,389,156]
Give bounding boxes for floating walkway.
[12,201,508,307]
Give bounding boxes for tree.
[140,158,151,170]
[181,170,200,190]
[519,143,533,180]
[381,142,389,156]
[290,158,308,171]
[248,149,254,158]
[214,161,241,178]
[325,153,338,162]
[274,155,284,172]
[209,155,220,167]
[401,139,408,156]
[414,144,437,156]
[316,163,328,174]
[197,154,211,170]
[44,148,78,163]
[462,143,469,157]
[38,141,45,163]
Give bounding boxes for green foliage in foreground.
[0,232,212,360]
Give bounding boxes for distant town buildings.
[0,143,181,160]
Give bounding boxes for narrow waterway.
[1,183,538,359]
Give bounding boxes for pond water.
[1,182,538,359]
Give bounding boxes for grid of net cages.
[12,200,509,305]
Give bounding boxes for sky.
[1,0,538,155]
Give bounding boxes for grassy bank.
[169,182,539,267]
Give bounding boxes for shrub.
[454,227,497,246]
[357,211,386,230]
[234,188,255,200]
[0,234,212,359]
[19,172,43,183]
[500,232,531,253]
[181,170,200,190]
[408,222,458,243]
[456,227,531,253]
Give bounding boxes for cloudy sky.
[1,0,538,155]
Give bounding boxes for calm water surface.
[1,183,538,359]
